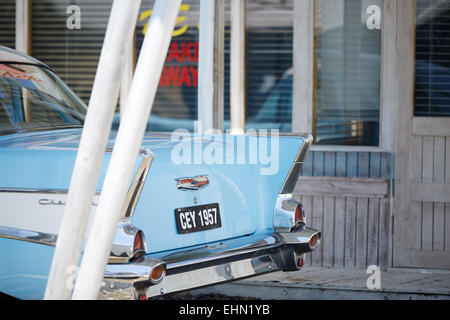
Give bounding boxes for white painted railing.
[45,0,235,299]
[230,0,246,135]
[71,0,182,300]
[197,0,224,133]
[44,0,142,300]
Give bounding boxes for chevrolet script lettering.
[175,175,209,190]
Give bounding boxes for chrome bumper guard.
[103,226,321,299]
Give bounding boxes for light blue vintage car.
[0,45,320,300]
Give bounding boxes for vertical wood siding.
[412,135,450,254]
[297,151,393,269]
[294,194,390,269]
[302,151,393,179]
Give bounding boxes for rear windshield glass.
[0,63,86,134]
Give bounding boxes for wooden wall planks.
[302,151,393,179]
[411,135,450,254]
[297,151,393,269]
[299,141,449,269]
[296,193,391,269]
[296,176,389,198]
[367,198,380,267]
[398,119,450,268]
[413,125,450,264]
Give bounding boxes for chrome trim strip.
[104,256,166,285]
[161,236,279,270]
[275,133,313,232]
[279,133,313,194]
[121,149,154,218]
[146,255,278,297]
[0,226,56,246]
[0,221,148,264]
[0,188,75,194]
[273,194,305,233]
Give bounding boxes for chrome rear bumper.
[103,226,321,299]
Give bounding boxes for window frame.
[293,0,395,152]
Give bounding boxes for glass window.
[137,0,201,132]
[31,0,112,105]
[315,0,382,146]
[138,0,295,133]
[0,63,86,133]
[415,0,450,117]
[27,0,386,143]
[242,0,294,133]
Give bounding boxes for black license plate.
[175,203,222,234]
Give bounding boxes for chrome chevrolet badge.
[176,175,209,190]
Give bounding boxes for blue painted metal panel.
[0,238,54,300]
[132,134,303,253]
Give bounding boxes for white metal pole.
[71,0,182,300]
[120,37,134,120]
[230,0,246,135]
[197,0,225,133]
[44,0,141,300]
[198,0,215,132]
[15,0,30,54]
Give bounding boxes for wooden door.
[393,1,450,269]
[406,119,450,268]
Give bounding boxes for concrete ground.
[188,267,450,300]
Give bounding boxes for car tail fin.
[279,133,313,195]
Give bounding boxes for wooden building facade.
[3,0,449,270]
[294,1,450,270]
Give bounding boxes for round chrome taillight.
[150,264,166,283]
[309,233,320,250]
